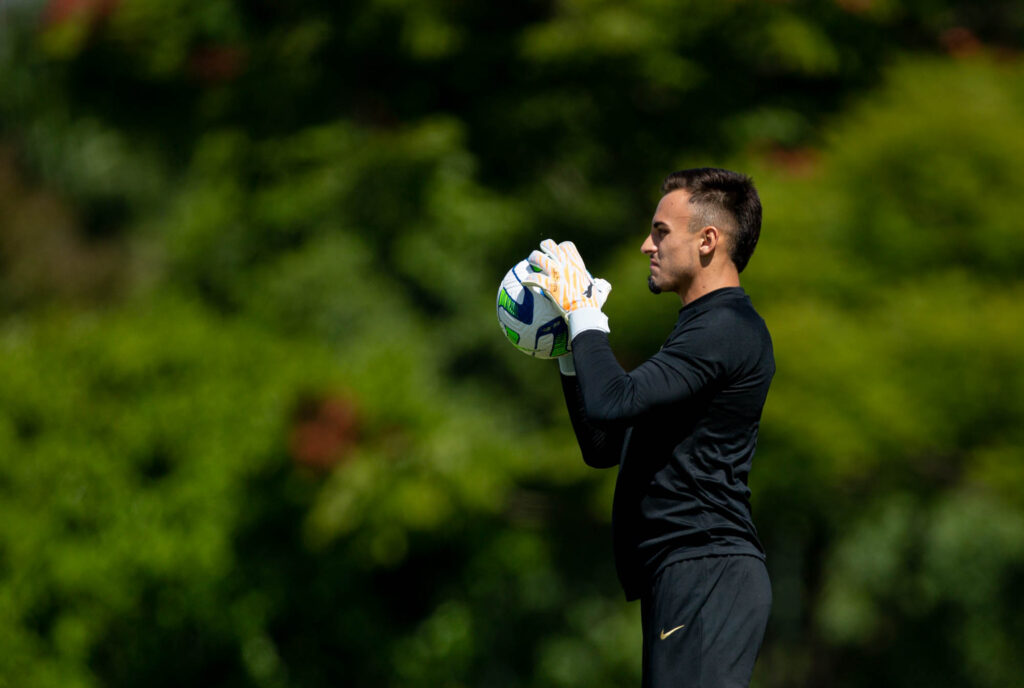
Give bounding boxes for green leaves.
[0,298,329,686]
[826,58,1024,278]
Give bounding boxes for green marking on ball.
[504,325,520,344]
[550,329,569,357]
[498,288,518,317]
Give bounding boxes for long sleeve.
[559,371,625,469]
[570,326,726,423]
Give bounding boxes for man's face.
[641,189,701,295]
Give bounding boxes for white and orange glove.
[522,239,612,339]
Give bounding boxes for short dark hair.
[661,168,762,273]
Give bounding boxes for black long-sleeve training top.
[561,286,775,600]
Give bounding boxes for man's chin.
[647,276,662,295]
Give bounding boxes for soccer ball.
[496,258,571,359]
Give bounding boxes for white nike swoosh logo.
[659,624,686,639]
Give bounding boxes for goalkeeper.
[524,168,774,688]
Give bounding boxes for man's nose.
[640,233,655,255]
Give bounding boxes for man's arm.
[559,361,625,469]
[523,237,705,446]
[570,327,723,423]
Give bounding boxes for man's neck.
[678,270,741,306]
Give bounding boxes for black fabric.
[640,555,772,688]
[561,286,774,600]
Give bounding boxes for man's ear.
[698,225,721,255]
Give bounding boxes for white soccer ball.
[496,258,571,359]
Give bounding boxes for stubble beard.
[647,275,661,294]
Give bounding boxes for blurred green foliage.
[1,0,1023,686]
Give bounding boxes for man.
[523,168,774,688]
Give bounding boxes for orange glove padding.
[522,239,610,315]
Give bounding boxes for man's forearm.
[559,369,622,469]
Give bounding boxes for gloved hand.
[522,239,612,338]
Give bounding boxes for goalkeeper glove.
[522,239,612,338]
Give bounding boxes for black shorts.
[640,555,771,688]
